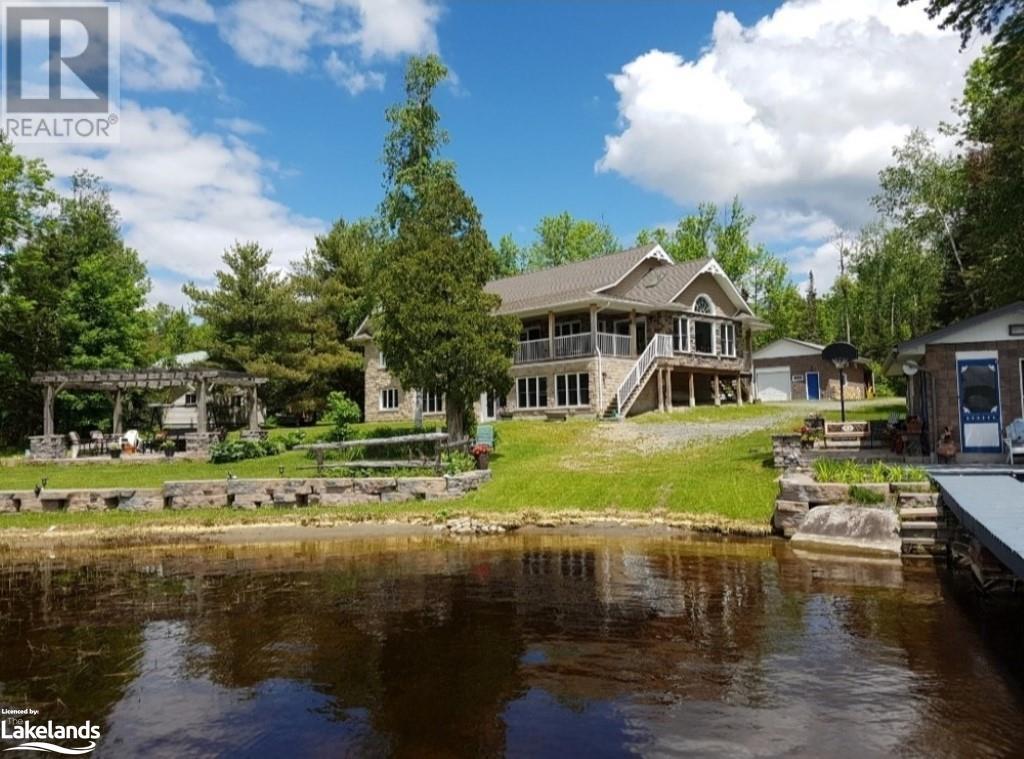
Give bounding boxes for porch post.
[657,368,665,413]
[248,386,260,431]
[589,304,598,353]
[736,374,743,406]
[548,311,556,359]
[629,310,637,356]
[714,374,721,407]
[43,383,55,436]
[689,372,696,408]
[666,370,674,411]
[197,379,208,434]
[112,389,124,436]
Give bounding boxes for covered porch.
[515,306,647,364]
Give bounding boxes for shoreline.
[0,510,773,552]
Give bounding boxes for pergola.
[31,369,269,436]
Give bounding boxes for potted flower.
[471,443,492,470]
[161,439,177,459]
[798,425,817,450]
[107,441,122,460]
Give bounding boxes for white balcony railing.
[553,332,593,358]
[596,332,632,357]
[515,339,550,364]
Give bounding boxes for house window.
[673,317,689,352]
[694,321,714,354]
[719,323,736,357]
[380,388,399,411]
[556,373,590,407]
[555,320,582,337]
[378,350,387,369]
[520,324,544,342]
[184,393,197,407]
[421,391,444,414]
[517,376,548,408]
[694,295,714,315]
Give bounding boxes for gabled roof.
[484,243,666,314]
[752,338,825,360]
[895,301,1024,354]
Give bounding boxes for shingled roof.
[484,243,663,313]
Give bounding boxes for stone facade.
[753,354,870,401]
[184,432,220,456]
[363,342,452,424]
[28,435,68,460]
[919,339,1024,452]
[0,471,491,514]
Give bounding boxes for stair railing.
[615,334,674,416]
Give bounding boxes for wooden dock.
[931,473,1024,586]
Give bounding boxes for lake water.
[0,530,1022,758]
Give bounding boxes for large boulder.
[791,505,901,556]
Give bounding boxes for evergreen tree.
[373,55,518,440]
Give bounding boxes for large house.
[887,301,1024,460]
[753,338,873,402]
[353,244,766,422]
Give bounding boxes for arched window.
[694,295,714,315]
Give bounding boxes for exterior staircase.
[602,334,674,420]
[898,490,949,557]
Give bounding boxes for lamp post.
[822,343,859,424]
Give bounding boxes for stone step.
[901,536,948,546]
[897,492,939,505]
[900,506,941,520]
[900,520,943,531]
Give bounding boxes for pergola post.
[112,389,124,436]
[689,372,696,408]
[43,383,55,436]
[248,385,260,431]
[197,379,208,434]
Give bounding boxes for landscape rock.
[773,499,809,537]
[791,505,901,556]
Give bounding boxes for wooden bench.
[297,432,453,475]
[824,421,870,449]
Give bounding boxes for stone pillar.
[657,368,665,413]
[689,372,696,408]
[29,435,67,460]
[112,389,124,436]
[714,374,721,406]
[548,311,556,359]
[666,370,674,411]
[185,432,219,457]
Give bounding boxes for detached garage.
[753,338,872,402]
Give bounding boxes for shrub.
[278,430,306,450]
[814,459,928,484]
[323,391,361,441]
[444,451,475,475]
[848,485,886,505]
[209,438,284,464]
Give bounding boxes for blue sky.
[22,0,980,306]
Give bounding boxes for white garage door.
[756,367,791,402]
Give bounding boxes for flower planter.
[475,452,490,470]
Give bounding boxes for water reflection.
[0,533,1022,758]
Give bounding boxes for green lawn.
[819,400,905,423]
[0,405,836,531]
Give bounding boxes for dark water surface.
[1,531,1022,758]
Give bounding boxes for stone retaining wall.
[0,471,491,514]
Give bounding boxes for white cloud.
[324,51,385,95]
[121,2,210,91]
[214,117,266,136]
[24,103,325,306]
[598,0,980,250]
[216,0,440,92]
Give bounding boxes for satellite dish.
[822,342,858,369]
[902,360,919,377]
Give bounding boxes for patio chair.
[1005,419,1024,466]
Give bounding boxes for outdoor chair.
[1005,419,1024,466]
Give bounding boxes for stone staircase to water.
[898,491,949,557]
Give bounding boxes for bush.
[324,391,361,441]
[848,485,886,505]
[278,430,306,450]
[814,459,928,484]
[444,451,475,475]
[209,438,284,464]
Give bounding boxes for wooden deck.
[931,472,1024,579]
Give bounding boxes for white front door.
[480,392,497,422]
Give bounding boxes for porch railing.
[553,333,593,359]
[596,332,632,357]
[515,339,550,364]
